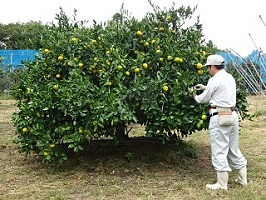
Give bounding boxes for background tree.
[0,21,44,49]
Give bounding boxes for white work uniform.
[195,69,247,172]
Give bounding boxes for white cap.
[204,54,225,66]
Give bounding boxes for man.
[193,54,247,190]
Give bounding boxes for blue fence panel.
[0,50,265,82]
[0,49,38,70]
[217,51,266,83]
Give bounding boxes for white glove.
[194,84,206,91]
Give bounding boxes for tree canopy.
[0,21,44,49]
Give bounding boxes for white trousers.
[208,111,247,172]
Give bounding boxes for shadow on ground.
[26,137,213,179]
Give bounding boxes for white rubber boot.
[235,166,247,186]
[206,171,228,190]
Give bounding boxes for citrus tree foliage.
[12,5,248,162]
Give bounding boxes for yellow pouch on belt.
[217,107,236,126]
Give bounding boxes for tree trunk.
[115,123,128,142]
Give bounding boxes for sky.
[1,0,266,57]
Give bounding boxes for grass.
[0,96,266,200]
[0,92,14,100]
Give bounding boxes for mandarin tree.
[12,4,248,162]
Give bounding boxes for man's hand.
[194,84,206,91]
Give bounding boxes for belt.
[209,112,218,118]
[209,106,235,111]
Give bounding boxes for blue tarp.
[0,49,265,82]
[0,49,38,70]
[217,51,266,83]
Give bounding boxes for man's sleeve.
[194,79,214,104]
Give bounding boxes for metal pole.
[226,51,258,94]
[10,52,13,66]
[230,48,265,95]
[248,33,259,51]
[247,33,266,94]
[259,15,266,29]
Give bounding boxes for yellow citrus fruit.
[162,85,169,91]
[117,65,123,70]
[78,63,84,68]
[142,63,148,69]
[56,74,61,79]
[151,39,156,44]
[196,63,203,69]
[134,68,140,73]
[143,42,149,47]
[202,114,207,120]
[67,61,72,66]
[159,27,164,32]
[43,152,49,156]
[136,30,142,36]
[156,49,161,54]
[174,57,183,63]
[26,88,31,94]
[22,127,28,133]
[196,122,202,129]
[53,85,59,91]
[91,39,97,45]
[44,49,50,53]
[125,71,130,76]
[58,55,63,61]
[167,16,172,21]
[71,37,78,42]
[167,56,173,61]
[107,81,112,86]
[158,57,164,62]
[197,69,204,75]
[74,57,78,61]
[50,144,55,148]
